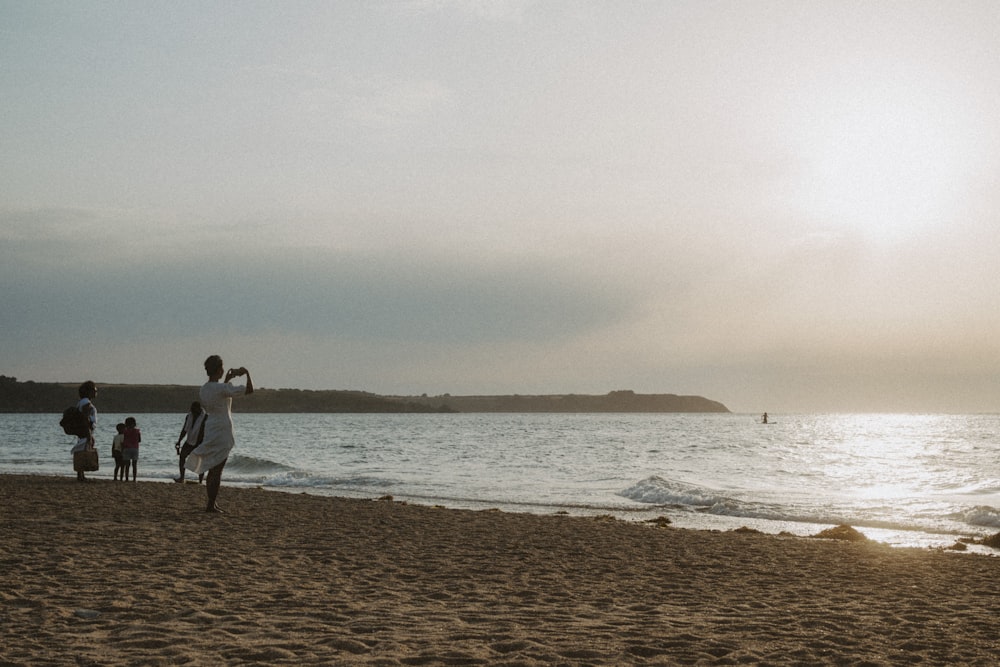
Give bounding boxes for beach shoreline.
[2,473,997,665]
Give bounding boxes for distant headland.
[392,390,730,413]
[0,376,729,414]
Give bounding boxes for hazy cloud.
[3,2,1000,411]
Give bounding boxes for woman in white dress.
[185,355,253,513]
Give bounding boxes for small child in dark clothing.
[112,423,126,481]
[122,417,141,481]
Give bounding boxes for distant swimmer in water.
[761,412,769,424]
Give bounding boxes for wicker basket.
[73,449,99,472]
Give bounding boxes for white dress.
[184,380,246,475]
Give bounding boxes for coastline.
[0,377,729,414]
[2,473,997,665]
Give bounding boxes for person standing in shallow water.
[71,381,98,482]
[185,355,253,513]
[174,401,206,484]
[112,423,126,481]
[121,417,141,481]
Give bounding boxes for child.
[122,417,141,481]
[112,423,126,481]
[174,402,206,484]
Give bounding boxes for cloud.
[5,3,1000,410]
[245,62,456,142]
[396,0,530,22]
[1,238,636,348]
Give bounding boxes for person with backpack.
[70,381,98,482]
[174,401,206,484]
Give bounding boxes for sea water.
[4,412,1000,550]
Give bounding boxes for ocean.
[5,412,1000,551]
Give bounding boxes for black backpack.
[60,405,91,438]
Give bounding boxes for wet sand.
[1,474,997,665]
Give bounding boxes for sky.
[3,1,1000,413]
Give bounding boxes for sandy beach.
[1,474,997,666]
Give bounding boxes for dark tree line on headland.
[0,376,447,414]
[0,376,730,414]
[394,389,730,413]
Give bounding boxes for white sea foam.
[962,505,1000,529]
[619,476,727,508]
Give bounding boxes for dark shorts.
[179,443,197,459]
[122,448,139,462]
[112,451,123,464]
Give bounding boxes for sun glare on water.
[820,414,936,499]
